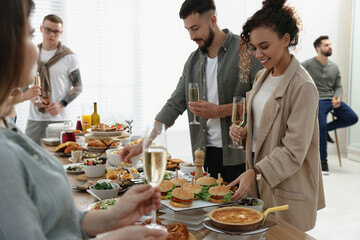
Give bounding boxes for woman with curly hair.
[229,0,325,231]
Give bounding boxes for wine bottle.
[76,116,83,131]
[91,102,100,126]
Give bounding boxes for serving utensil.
[261,204,289,225]
[87,189,102,201]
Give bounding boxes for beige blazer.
[245,56,325,231]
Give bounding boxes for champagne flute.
[189,83,200,125]
[229,96,245,149]
[33,72,42,103]
[142,122,168,230]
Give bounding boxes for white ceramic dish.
[84,164,106,177]
[63,163,84,174]
[179,162,196,174]
[106,147,141,167]
[89,182,120,200]
[233,197,264,212]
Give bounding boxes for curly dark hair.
[238,0,301,82]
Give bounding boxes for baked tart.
[209,206,264,231]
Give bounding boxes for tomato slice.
[172,197,192,203]
[211,195,223,200]
[161,192,167,196]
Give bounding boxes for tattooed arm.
[46,69,83,116]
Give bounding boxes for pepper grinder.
[194,149,204,180]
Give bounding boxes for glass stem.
[151,196,157,223]
[193,113,197,122]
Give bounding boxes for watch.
[60,100,68,107]
[251,166,262,181]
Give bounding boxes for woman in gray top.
[0,1,167,239]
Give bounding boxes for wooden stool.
[331,112,342,167]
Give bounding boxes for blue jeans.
[318,100,358,162]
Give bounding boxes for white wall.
[15,0,353,157]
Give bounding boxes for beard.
[321,49,332,57]
[197,26,215,54]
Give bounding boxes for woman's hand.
[104,225,168,240]
[228,169,255,201]
[109,185,161,227]
[82,185,162,237]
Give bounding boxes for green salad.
[91,182,115,190]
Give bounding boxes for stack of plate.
[159,206,216,231]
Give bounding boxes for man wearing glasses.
[25,14,83,144]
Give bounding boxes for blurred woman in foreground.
[0,0,167,239]
[229,0,325,231]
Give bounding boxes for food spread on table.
[91,123,127,132]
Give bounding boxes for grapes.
[238,197,259,206]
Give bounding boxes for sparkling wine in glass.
[143,123,168,230]
[33,72,42,103]
[189,83,200,125]
[229,96,245,149]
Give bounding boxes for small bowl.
[106,148,140,167]
[84,164,106,178]
[233,197,264,212]
[89,182,120,200]
[179,162,196,174]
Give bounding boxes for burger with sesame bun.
[208,186,233,203]
[170,178,188,188]
[182,182,202,200]
[159,180,175,200]
[196,176,217,187]
[169,187,194,208]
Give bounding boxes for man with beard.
[302,36,358,174]
[120,0,262,182]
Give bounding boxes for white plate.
[90,130,126,136]
[159,213,206,225]
[202,217,269,236]
[87,146,119,151]
[63,163,84,173]
[161,199,233,212]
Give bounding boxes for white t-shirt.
[251,72,283,152]
[28,48,79,121]
[205,56,222,148]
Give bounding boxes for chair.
[331,112,342,167]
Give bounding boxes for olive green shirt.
[155,29,262,166]
[302,57,343,99]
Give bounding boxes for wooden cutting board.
[76,173,106,181]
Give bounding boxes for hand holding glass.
[189,83,200,125]
[33,73,42,103]
[229,96,245,149]
[142,123,168,231]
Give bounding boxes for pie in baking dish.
[209,207,263,225]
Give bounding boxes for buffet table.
[44,144,316,240]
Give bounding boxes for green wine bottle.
[91,102,100,126]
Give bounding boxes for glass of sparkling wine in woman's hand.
[229,96,245,149]
[143,122,168,230]
[189,83,200,125]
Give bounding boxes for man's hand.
[188,100,224,119]
[332,96,341,109]
[120,141,143,162]
[46,102,64,116]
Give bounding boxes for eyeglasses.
[42,26,62,35]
